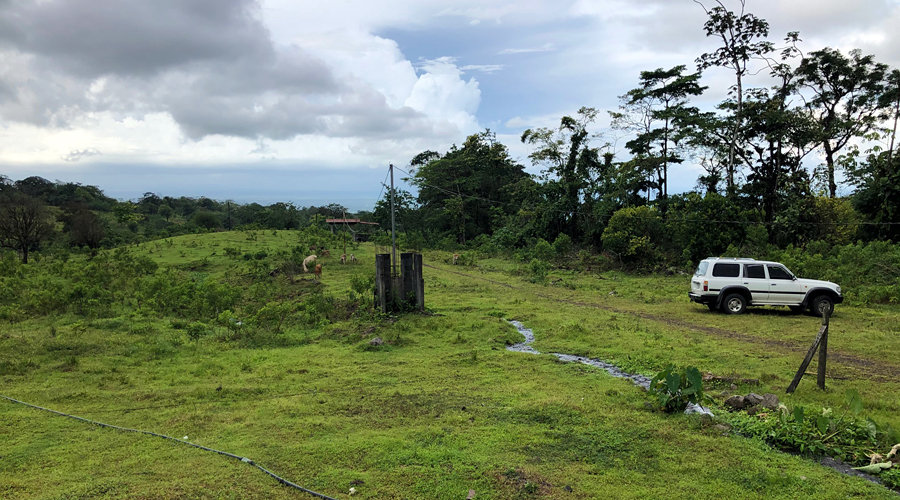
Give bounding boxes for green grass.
[2,233,899,499]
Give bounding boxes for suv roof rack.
[706,257,756,261]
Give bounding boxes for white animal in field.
[302,255,317,272]
[349,254,357,263]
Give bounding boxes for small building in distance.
[325,218,379,242]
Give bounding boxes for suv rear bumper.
[688,292,716,305]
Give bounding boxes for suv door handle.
[743,282,749,284]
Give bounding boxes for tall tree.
[611,66,706,202]
[732,62,818,229]
[881,69,900,172]
[695,0,774,192]
[70,209,106,255]
[521,107,604,239]
[0,194,56,263]
[410,130,529,244]
[795,48,890,197]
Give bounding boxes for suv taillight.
[703,280,708,292]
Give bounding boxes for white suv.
[689,257,843,316]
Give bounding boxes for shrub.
[601,206,665,269]
[552,234,573,257]
[532,238,555,261]
[648,365,707,413]
[528,259,548,284]
[724,389,895,464]
[186,321,210,341]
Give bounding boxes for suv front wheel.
[811,296,834,317]
[723,293,747,315]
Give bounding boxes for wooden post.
[817,311,829,390]
[375,254,392,313]
[401,253,414,307]
[414,252,424,312]
[786,312,830,394]
[400,253,425,312]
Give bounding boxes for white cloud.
[460,64,505,73]
[405,57,481,137]
[497,43,555,55]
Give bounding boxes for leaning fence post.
[786,311,830,394]
[817,310,829,390]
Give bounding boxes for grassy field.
[2,230,899,499]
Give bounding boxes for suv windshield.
[695,261,709,276]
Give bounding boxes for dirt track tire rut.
[424,263,899,381]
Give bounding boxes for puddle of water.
[506,320,713,417]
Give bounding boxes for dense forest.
[1,2,899,302]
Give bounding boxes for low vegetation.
[2,231,900,499]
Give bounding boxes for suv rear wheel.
[811,296,834,317]
[723,293,747,315]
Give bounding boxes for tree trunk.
[823,141,837,198]
[889,85,899,175]
[727,73,743,194]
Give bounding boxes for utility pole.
[390,164,397,277]
[342,210,347,257]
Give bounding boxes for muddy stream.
[505,320,712,415]
[505,319,890,489]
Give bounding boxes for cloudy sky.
[1,0,898,210]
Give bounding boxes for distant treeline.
[0,174,376,261]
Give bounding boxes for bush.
[193,212,221,230]
[724,389,896,465]
[648,365,707,413]
[531,238,555,261]
[601,206,665,269]
[528,259,548,284]
[186,321,210,341]
[552,234,573,257]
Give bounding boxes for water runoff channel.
[505,320,713,416]
[506,320,900,489]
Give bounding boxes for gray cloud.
[0,0,461,142]
[61,149,102,162]
[0,0,273,77]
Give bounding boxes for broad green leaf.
[845,389,863,415]
[816,415,828,434]
[852,463,892,474]
[793,406,804,424]
[685,366,702,390]
[866,419,878,441]
[666,373,681,394]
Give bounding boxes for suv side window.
[767,265,793,280]
[695,261,709,276]
[712,263,740,277]
[744,264,766,279]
